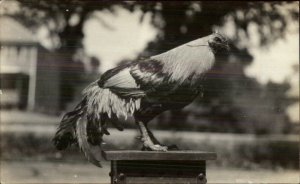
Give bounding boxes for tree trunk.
[58,11,88,111]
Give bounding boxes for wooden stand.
[103,150,217,184]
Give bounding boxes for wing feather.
[98,58,170,98]
[98,65,146,98]
[130,59,168,90]
[103,68,137,88]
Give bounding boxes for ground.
[1,160,299,183]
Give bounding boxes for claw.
[154,145,168,151]
[143,144,168,151]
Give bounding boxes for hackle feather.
[151,35,215,84]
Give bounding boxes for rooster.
[53,33,229,167]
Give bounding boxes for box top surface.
[103,150,217,161]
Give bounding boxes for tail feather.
[53,81,140,167]
[53,98,86,150]
[53,97,104,167]
[76,115,103,167]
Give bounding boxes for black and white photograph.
[0,1,299,183]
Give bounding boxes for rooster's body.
[53,33,229,167]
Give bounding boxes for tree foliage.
[4,1,297,51]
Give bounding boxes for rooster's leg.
[147,129,161,145]
[147,128,179,150]
[136,121,168,151]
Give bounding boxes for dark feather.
[138,59,163,73]
[53,98,87,150]
[130,59,168,90]
[109,87,146,98]
[76,115,102,167]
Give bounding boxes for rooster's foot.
[141,144,178,151]
[142,144,168,151]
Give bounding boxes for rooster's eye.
[214,37,222,42]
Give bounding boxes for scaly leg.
[147,128,179,150]
[136,121,167,151]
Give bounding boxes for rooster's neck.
[151,41,215,84]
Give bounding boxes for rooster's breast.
[144,84,200,110]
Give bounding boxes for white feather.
[151,35,215,84]
[76,116,102,167]
[104,68,137,88]
[83,82,141,121]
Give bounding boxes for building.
[0,16,61,113]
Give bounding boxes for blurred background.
[0,1,299,183]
